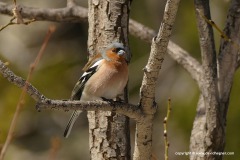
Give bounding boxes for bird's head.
[83,42,129,71]
[102,42,129,62]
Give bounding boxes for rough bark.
[190,0,240,160]
[87,0,131,159]
[190,95,206,160]
[217,0,240,122]
[191,1,224,160]
[133,0,181,159]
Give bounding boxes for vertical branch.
[191,1,240,159]
[218,0,240,121]
[191,0,225,159]
[133,0,181,159]
[164,98,171,160]
[87,0,131,159]
[194,0,217,65]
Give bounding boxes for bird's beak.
[118,50,126,56]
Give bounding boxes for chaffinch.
[64,42,129,138]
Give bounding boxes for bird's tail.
[64,110,82,138]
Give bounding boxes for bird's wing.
[64,59,103,138]
[70,59,103,100]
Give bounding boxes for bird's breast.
[84,60,128,99]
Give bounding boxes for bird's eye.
[112,48,117,53]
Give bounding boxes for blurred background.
[0,0,239,160]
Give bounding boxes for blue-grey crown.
[101,42,130,62]
[108,42,125,51]
[107,42,125,54]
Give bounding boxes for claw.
[101,97,116,105]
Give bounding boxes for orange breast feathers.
[84,52,128,99]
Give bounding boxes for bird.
[63,42,129,138]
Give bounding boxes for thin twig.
[163,98,171,160]
[197,9,240,50]
[0,59,44,101]
[0,2,36,32]
[0,26,55,160]
[0,17,15,31]
[0,18,35,31]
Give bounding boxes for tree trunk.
[87,0,131,159]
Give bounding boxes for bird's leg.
[116,96,124,103]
